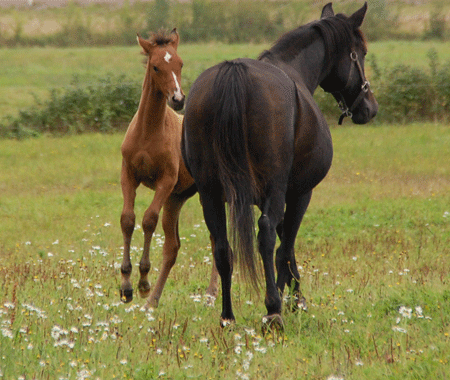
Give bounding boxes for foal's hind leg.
[205,235,220,303]
[276,190,312,311]
[146,195,184,308]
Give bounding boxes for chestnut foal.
[120,29,218,308]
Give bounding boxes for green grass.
[2,40,450,118]
[1,124,449,379]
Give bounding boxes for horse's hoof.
[120,288,133,303]
[297,296,308,312]
[262,314,284,335]
[289,294,308,312]
[220,317,235,328]
[138,280,151,298]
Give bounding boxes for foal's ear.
[321,3,334,19]
[137,34,154,55]
[170,28,180,50]
[348,2,368,29]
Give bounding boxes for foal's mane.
[148,28,177,46]
[141,29,177,64]
[260,13,367,62]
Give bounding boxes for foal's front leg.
[139,175,177,301]
[120,163,138,303]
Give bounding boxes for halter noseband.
[332,51,371,125]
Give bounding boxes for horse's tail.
[211,60,260,289]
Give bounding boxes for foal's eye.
[153,66,159,73]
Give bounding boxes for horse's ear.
[348,2,368,29]
[170,28,180,50]
[321,3,334,19]
[137,34,154,55]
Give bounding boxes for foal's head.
[138,28,185,111]
[319,2,378,124]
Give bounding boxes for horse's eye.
[153,66,159,73]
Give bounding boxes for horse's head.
[319,2,378,125]
[138,28,185,111]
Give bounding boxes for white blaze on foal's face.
[171,72,183,102]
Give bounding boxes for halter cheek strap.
[332,51,371,125]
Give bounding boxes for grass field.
[1,123,450,379]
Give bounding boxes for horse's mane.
[260,13,367,62]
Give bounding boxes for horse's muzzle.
[352,97,378,124]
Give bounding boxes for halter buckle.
[361,80,370,92]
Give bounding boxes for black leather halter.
[332,51,371,125]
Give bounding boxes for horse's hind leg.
[201,193,235,325]
[276,190,312,311]
[146,195,184,308]
[120,163,138,303]
[258,197,285,329]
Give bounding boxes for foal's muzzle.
[169,95,185,111]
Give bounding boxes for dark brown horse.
[182,3,377,327]
[120,29,218,308]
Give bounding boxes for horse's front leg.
[120,162,138,303]
[139,175,177,301]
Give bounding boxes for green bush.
[372,49,450,124]
[1,74,140,139]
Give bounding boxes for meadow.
[1,41,450,379]
[1,124,450,379]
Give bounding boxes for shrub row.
[1,0,448,47]
[1,75,140,139]
[2,49,450,139]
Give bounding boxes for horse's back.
[183,58,298,186]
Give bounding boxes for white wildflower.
[415,306,423,318]
[392,326,407,334]
[1,328,13,339]
[399,306,412,319]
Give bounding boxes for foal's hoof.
[205,294,216,307]
[262,314,284,335]
[145,296,159,309]
[120,288,133,303]
[138,280,151,299]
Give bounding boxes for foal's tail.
[211,60,260,289]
